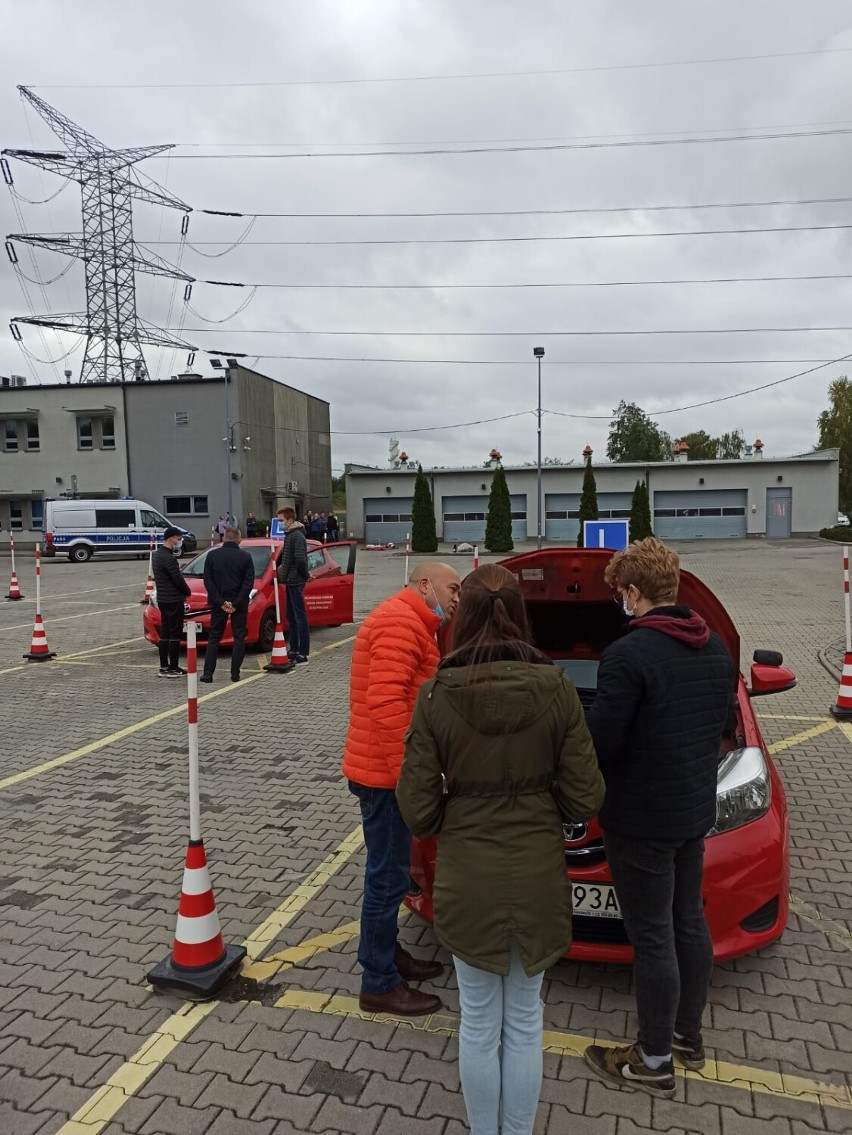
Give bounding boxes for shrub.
[411,465,438,553]
[484,465,514,553]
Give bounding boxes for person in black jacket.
[584,538,734,1100]
[275,507,311,663]
[153,527,191,678]
[200,527,255,684]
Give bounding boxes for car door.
[305,541,357,626]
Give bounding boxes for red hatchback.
[143,538,357,652]
[407,547,793,964]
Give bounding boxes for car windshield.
[182,544,273,578]
[554,659,600,689]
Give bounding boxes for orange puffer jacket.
[343,587,442,788]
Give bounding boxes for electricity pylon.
[2,85,195,383]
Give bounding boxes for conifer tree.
[629,479,654,542]
[576,455,599,547]
[484,465,514,553]
[411,465,438,553]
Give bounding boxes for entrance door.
[765,488,792,539]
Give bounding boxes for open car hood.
[500,548,740,672]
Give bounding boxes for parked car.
[838,512,850,526]
[143,537,356,651]
[407,547,794,964]
[44,498,197,562]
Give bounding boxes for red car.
[407,547,793,964]
[143,538,357,652]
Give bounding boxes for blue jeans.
[285,583,310,658]
[453,945,544,1135]
[604,831,713,1057]
[349,782,411,994]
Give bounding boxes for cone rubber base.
[146,942,246,999]
[263,660,295,673]
[23,651,56,662]
[830,703,852,721]
[5,594,23,601]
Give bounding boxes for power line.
[168,325,852,337]
[29,45,852,89]
[202,354,842,366]
[146,223,852,247]
[199,272,852,291]
[151,124,852,159]
[196,193,852,219]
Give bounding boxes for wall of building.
[345,452,840,542]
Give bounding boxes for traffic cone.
[140,573,155,605]
[23,614,55,661]
[263,624,295,673]
[830,651,852,720]
[5,569,23,601]
[146,839,245,998]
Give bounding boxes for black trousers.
[203,604,248,678]
[158,602,185,671]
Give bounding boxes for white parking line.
[0,603,138,633]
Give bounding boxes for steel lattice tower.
[2,86,194,383]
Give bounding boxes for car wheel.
[255,608,276,653]
[69,545,93,563]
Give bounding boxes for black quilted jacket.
[586,606,734,841]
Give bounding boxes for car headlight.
[249,588,259,603]
[148,590,159,610]
[706,746,771,836]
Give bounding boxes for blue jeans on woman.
[453,944,545,1135]
[349,782,411,994]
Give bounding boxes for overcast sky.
[2,0,852,472]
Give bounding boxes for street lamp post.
[533,347,545,549]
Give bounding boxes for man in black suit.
[200,527,255,684]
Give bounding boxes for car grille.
[565,837,607,867]
[571,914,631,945]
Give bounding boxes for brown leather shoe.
[358,982,442,1017]
[394,946,443,982]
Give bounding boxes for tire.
[69,545,93,563]
[255,608,276,653]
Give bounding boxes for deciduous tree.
[817,377,852,512]
[606,401,672,462]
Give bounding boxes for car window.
[96,508,136,528]
[183,544,272,578]
[141,508,168,528]
[307,549,325,573]
[553,659,600,689]
[325,543,353,574]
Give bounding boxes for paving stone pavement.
[0,540,850,1134]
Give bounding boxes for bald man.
[343,563,461,1017]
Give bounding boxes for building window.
[77,416,93,450]
[30,499,44,530]
[9,499,23,530]
[175,410,189,427]
[101,415,115,450]
[3,420,18,452]
[164,495,208,516]
[25,420,39,451]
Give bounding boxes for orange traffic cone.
[140,573,154,605]
[5,570,23,601]
[263,624,295,673]
[146,839,245,997]
[23,613,55,661]
[830,651,852,720]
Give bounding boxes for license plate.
[572,882,621,919]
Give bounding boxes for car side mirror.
[748,649,797,697]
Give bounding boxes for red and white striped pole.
[23,543,55,660]
[5,532,24,600]
[473,544,480,571]
[830,544,852,720]
[141,533,155,604]
[146,614,246,996]
[404,532,411,585]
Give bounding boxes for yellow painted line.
[269,988,852,1112]
[767,721,838,753]
[757,713,830,722]
[242,919,361,982]
[0,602,138,633]
[790,896,852,953]
[0,633,356,790]
[243,827,364,963]
[55,826,364,1135]
[838,721,852,747]
[0,634,148,677]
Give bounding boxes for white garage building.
[345,447,840,545]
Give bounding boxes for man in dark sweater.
[584,538,734,1099]
[200,527,255,684]
[152,526,191,679]
[275,507,311,664]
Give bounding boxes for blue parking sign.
[270,518,286,538]
[583,519,629,551]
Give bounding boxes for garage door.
[653,489,747,540]
[545,492,633,542]
[442,495,527,543]
[364,497,413,544]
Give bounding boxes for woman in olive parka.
[397,564,605,1135]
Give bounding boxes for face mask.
[428,582,446,625]
[173,541,183,556]
[622,599,634,618]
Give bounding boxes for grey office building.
[0,364,331,547]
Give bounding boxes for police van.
[43,498,198,563]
